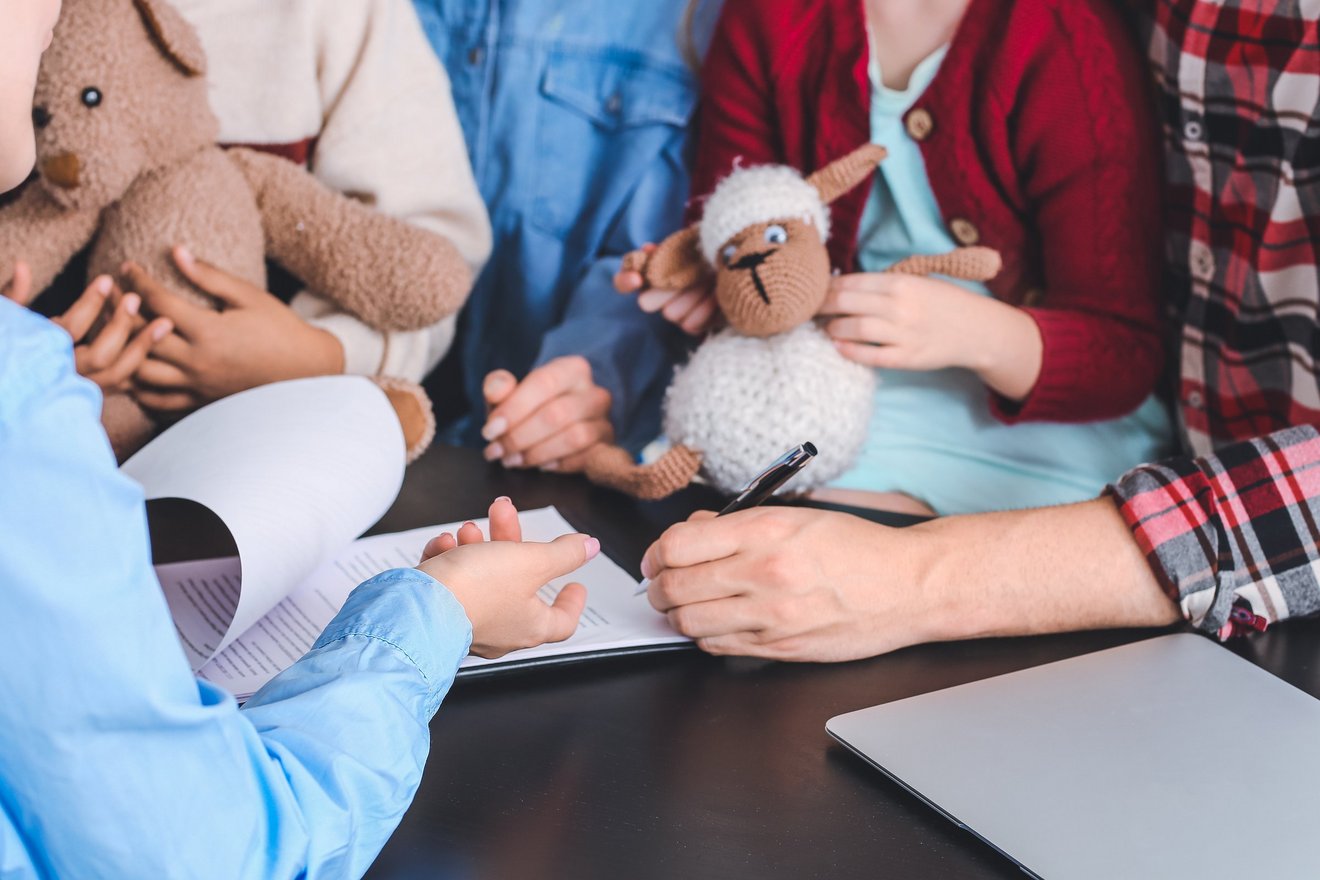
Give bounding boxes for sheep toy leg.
[584,444,703,501]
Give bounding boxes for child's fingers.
[56,276,114,341]
[636,288,681,314]
[457,521,485,546]
[134,387,200,413]
[134,353,191,389]
[524,534,599,585]
[614,269,645,294]
[79,293,139,371]
[539,581,588,644]
[488,496,522,543]
[420,533,456,562]
[124,262,210,338]
[680,295,719,336]
[824,315,897,346]
[832,339,906,370]
[93,320,172,389]
[660,287,706,324]
[3,261,34,306]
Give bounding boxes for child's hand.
[614,243,720,336]
[126,246,345,414]
[417,496,594,659]
[3,261,172,392]
[819,272,1043,401]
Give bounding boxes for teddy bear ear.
[644,226,712,292]
[133,0,208,77]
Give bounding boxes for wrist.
[310,326,346,376]
[967,301,1042,401]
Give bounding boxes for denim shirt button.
[605,93,623,116]
[468,46,485,66]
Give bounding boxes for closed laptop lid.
[827,633,1320,879]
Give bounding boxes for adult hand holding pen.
[642,500,1179,662]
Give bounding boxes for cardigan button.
[905,108,934,141]
[949,217,980,246]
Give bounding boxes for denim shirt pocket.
[532,48,696,239]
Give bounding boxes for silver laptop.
[827,633,1320,879]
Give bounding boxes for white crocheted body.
[663,324,875,495]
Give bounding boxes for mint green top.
[827,47,1171,514]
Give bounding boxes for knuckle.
[561,355,591,380]
[762,549,801,586]
[564,422,592,450]
[668,605,696,636]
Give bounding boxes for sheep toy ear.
[635,226,712,292]
[133,0,208,76]
[805,143,888,205]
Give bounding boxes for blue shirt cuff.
[313,568,473,714]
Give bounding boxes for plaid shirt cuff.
[1107,426,1320,636]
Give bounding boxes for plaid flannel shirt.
[1109,0,1320,637]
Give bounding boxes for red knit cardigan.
[691,0,1165,424]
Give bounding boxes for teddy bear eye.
[764,224,788,245]
[721,244,737,265]
[80,87,103,108]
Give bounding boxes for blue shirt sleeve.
[532,132,692,453]
[0,299,471,879]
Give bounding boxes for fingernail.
[584,537,601,560]
[483,442,504,461]
[494,495,511,505]
[93,276,112,295]
[503,452,524,469]
[151,320,171,341]
[541,460,560,472]
[482,417,507,441]
[641,556,656,579]
[175,245,194,266]
[123,294,140,315]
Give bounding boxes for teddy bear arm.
[0,187,102,297]
[229,148,472,334]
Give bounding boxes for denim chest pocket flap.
[533,49,696,236]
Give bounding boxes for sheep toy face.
[713,217,832,338]
[31,0,217,211]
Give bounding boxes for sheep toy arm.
[227,148,472,333]
[0,186,103,298]
[623,226,712,293]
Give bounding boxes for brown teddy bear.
[587,143,1004,500]
[0,0,473,460]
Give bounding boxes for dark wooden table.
[356,446,1320,880]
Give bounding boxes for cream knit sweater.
[173,0,492,380]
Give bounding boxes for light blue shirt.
[411,0,721,452]
[829,49,1172,514]
[0,298,471,878]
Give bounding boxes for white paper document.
[127,376,406,664]
[182,507,689,699]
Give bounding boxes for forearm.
[911,499,1180,644]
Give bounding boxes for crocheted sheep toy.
[0,0,471,460]
[585,142,1003,500]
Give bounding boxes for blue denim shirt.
[0,298,471,878]
[411,0,720,451]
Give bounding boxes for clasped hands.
[2,245,344,411]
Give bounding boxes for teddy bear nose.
[32,106,52,129]
[41,152,82,190]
